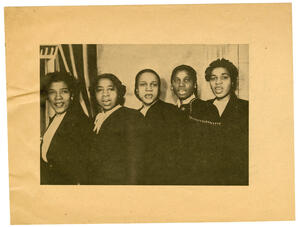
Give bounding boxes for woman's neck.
[213,94,230,117]
[215,94,230,103]
[103,104,121,114]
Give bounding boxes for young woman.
[134,69,187,185]
[40,72,91,185]
[204,58,249,185]
[88,73,145,185]
[171,65,223,185]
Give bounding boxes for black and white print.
[40,44,249,185]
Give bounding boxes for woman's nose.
[146,85,152,91]
[55,92,63,100]
[179,81,185,87]
[103,90,110,96]
[215,78,222,84]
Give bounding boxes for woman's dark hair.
[205,58,239,92]
[90,73,126,106]
[171,64,197,84]
[134,69,161,101]
[40,71,77,98]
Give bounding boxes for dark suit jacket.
[141,99,188,185]
[207,93,249,185]
[177,98,221,185]
[183,95,248,185]
[88,106,145,185]
[40,104,92,185]
[180,98,218,121]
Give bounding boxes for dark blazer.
[185,94,248,185]
[180,98,218,121]
[207,93,249,185]
[40,104,92,185]
[88,106,145,185]
[141,99,188,185]
[177,98,222,185]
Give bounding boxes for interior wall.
[97,44,249,109]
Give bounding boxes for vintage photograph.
[5,3,294,223]
[40,44,249,185]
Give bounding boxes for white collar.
[41,112,67,162]
[140,100,157,116]
[177,94,196,108]
[104,104,122,117]
[93,105,122,134]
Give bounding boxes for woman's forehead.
[211,67,229,75]
[49,81,68,89]
[97,78,114,86]
[173,70,192,80]
[139,72,159,82]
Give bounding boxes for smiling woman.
[40,72,91,185]
[47,81,71,114]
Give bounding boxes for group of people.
[40,58,248,185]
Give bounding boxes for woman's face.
[171,70,196,100]
[209,67,232,99]
[95,78,118,111]
[48,81,71,114]
[136,72,159,106]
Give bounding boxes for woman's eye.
[222,76,229,80]
[139,83,146,87]
[62,89,69,94]
[48,91,56,95]
[107,88,115,91]
[210,77,216,81]
[96,88,103,92]
[152,83,158,87]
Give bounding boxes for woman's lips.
[144,94,153,99]
[102,100,111,105]
[178,90,186,95]
[215,87,223,93]
[54,102,64,108]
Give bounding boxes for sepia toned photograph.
[5,3,294,224]
[40,44,249,185]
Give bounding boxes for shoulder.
[116,107,145,131]
[206,98,215,104]
[117,106,144,120]
[237,98,248,106]
[156,100,178,111]
[65,104,90,126]
[236,98,249,113]
[190,98,218,121]
[192,98,216,112]
[192,98,210,107]
[157,100,184,118]
[154,100,186,122]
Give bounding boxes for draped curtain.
[40,44,97,135]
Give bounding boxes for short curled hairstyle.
[171,64,197,85]
[205,58,239,92]
[90,73,126,106]
[40,71,77,98]
[134,69,161,101]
